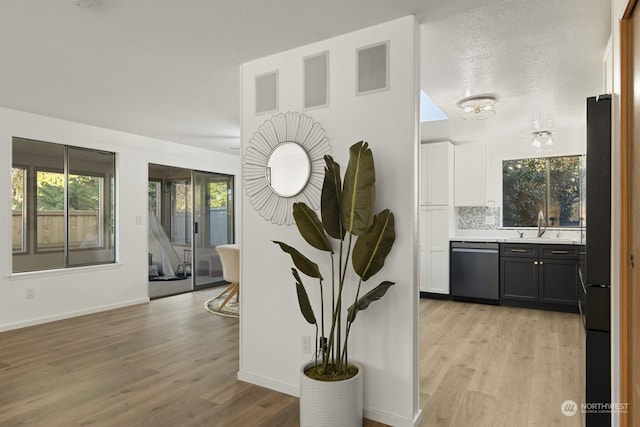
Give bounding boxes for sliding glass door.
[148,164,234,298]
[193,171,234,288]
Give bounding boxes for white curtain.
[148,208,180,276]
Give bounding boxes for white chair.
[214,244,240,312]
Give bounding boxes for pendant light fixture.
[531,130,554,151]
[531,119,554,152]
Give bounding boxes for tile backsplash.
[457,206,501,230]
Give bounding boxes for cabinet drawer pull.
[511,249,528,253]
[534,261,539,265]
[539,261,544,265]
[579,251,586,255]
[551,250,569,254]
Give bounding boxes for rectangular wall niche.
[356,41,390,95]
[255,70,278,114]
[304,51,329,110]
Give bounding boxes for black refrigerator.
[579,94,611,426]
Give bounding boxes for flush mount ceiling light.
[72,0,97,8]
[456,94,497,120]
[531,130,553,151]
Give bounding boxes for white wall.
[0,107,239,331]
[239,16,421,426]
[452,128,586,211]
[450,133,586,240]
[610,1,628,425]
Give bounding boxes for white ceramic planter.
[299,361,363,427]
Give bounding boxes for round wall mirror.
[243,111,331,225]
[266,142,311,197]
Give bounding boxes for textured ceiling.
[0,0,610,153]
[421,0,611,146]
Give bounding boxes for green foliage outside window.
[548,157,581,227]
[503,159,546,227]
[148,181,160,213]
[11,168,24,210]
[503,156,581,228]
[208,182,228,208]
[36,171,100,211]
[68,175,100,210]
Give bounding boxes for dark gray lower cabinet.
[500,243,579,312]
[539,259,578,305]
[501,257,537,301]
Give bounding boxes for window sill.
[9,263,122,281]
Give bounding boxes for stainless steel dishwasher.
[450,241,499,303]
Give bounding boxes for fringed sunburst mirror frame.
[243,112,331,226]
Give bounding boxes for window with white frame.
[11,138,116,273]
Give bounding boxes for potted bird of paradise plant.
[274,141,396,427]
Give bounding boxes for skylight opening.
[420,90,448,123]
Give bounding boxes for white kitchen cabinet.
[419,141,453,294]
[454,144,487,206]
[420,141,453,206]
[419,205,451,294]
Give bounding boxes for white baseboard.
[0,297,150,332]
[364,407,423,427]
[413,408,424,426]
[237,371,299,397]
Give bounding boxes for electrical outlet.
[302,336,312,354]
[26,288,35,299]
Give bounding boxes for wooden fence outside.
[12,210,100,251]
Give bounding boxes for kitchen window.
[11,137,116,273]
[502,155,581,228]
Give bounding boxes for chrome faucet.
[537,210,547,237]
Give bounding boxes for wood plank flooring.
[420,299,584,427]
[0,290,584,426]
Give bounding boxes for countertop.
[450,236,581,245]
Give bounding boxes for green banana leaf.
[293,203,333,253]
[347,281,395,323]
[292,268,316,325]
[321,155,345,240]
[352,210,395,281]
[273,241,323,280]
[341,141,375,236]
